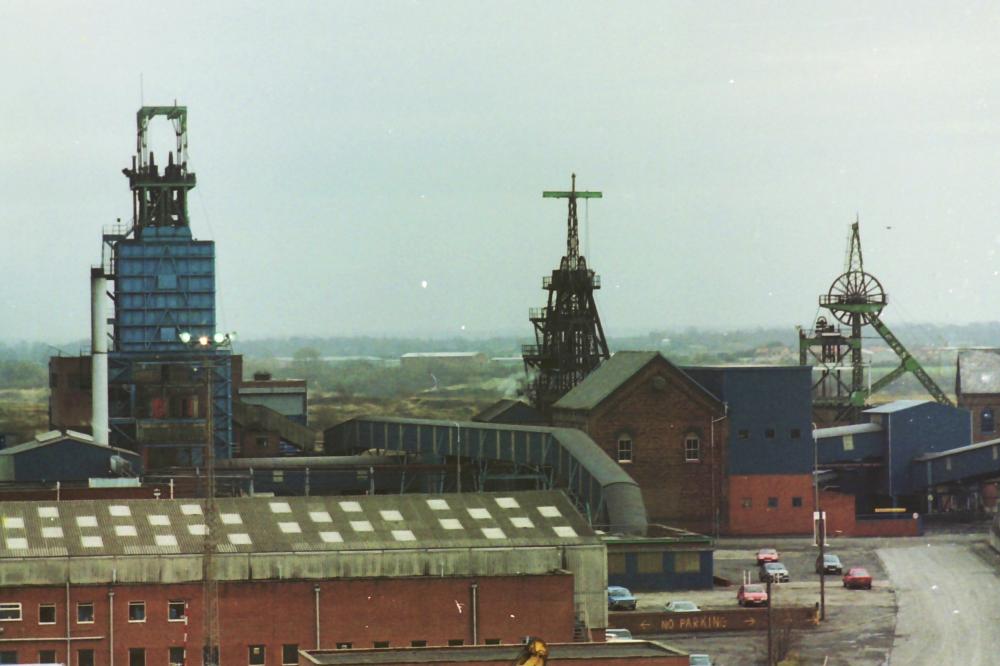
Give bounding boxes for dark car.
[815,553,843,575]
[759,561,790,583]
[843,567,872,589]
[607,586,637,611]
[737,583,769,607]
[756,547,780,565]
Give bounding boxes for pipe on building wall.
[470,582,479,645]
[65,582,71,662]
[108,589,115,666]
[313,585,321,649]
[90,269,109,446]
[710,403,729,539]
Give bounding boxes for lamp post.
[813,423,826,622]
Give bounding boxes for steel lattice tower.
[523,174,610,414]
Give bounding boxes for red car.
[756,548,780,565]
[737,583,769,607]
[843,567,872,589]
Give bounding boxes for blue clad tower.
[100,106,232,469]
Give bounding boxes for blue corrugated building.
[0,431,142,483]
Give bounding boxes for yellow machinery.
[514,637,549,665]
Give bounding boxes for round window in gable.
[652,375,667,392]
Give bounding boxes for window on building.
[248,646,265,666]
[410,641,427,648]
[843,434,854,451]
[257,436,269,451]
[946,457,952,471]
[282,645,298,665]
[983,408,996,434]
[273,469,285,483]
[128,602,145,622]
[168,647,185,666]
[77,603,94,624]
[792,497,803,508]
[738,429,750,439]
[373,642,389,649]
[764,428,776,439]
[0,603,21,621]
[335,643,352,650]
[790,428,802,439]
[617,436,633,463]
[77,650,95,666]
[448,640,464,647]
[159,327,176,342]
[741,497,752,509]
[128,648,145,666]
[0,652,17,665]
[167,601,186,622]
[674,552,701,574]
[608,553,626,574]
[684,434,701,462]
[637,551,663,574]
[38,604,56,624]
[38,650,57,664]
[485,639,502,645]
[767,497,778,508]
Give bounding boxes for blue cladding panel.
[607,549,714,591]
[11,440,143,483]
[113,227,216,352]
[684,366,814,475]
[884,402,971,496]
[817,431,885,464]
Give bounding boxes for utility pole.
[814,428,826,622]
[202,363,220,666]
[766,576,773,666]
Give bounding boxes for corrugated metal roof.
[864,400,932,414]
[0,431,139,460]
[552,351,659,410]
[957,349,1000,394]
[0,490,598,559]
[814,423,883,439]
[915,436,1000,461]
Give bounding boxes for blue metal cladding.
[878,402,971,497]
[919,441,1000,489]
[683,366,815,475]
[113,226,216,352]
[816,430,885,464]
[607,549,714,591]
[8,439,143,483]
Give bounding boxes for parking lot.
[616,525,999,665]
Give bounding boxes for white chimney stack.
[90,268,109,446]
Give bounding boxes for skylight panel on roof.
[309,511,332,523]
[339,501,362,513]
[148,515,170,526]
[481,527,507,540]
[278,522,302,534]
[38,507,58,519]
[5,537,28,550]
[269,501,291,514]
[181,504,203,516]
[350,520,373,532]
[392,529,416,542]
[188,525,208,536]
[319,531,343,543]
[41,527,63,539]
[155,534,178,547]
[114,525,137,537]
[426,499,450,511]
[467,508,492,520]
[439,518,463,530]
[495,497,520,509]
[81,536,103,548]
[510,517,534,529]
[537,506,562,518]
[553,526,577,538]
[76,516,98,528]
[379,510,403,521]
[220,513,242,525]
[108,505,131,517]
[2,517,24,529]
[228,533,252,546]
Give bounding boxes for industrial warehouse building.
[0,491,607,666]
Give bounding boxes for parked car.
[607,585,637,611]
[816,553,843,575]
[689,655,713,666]
[843,567,873,589]
[737,583,769,607]
[759,561,790,583]
[756,547,780,565]
[664,600,701,612]
[605,628,633,642]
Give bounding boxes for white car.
[605,628,633,642]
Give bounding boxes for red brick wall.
[236,429,281,457]
[552,358,727,534]
[957,394,998,443]
[303,644,688,665]
[852,516,922,537]
[0,574,575,665]
[727,475,855,536]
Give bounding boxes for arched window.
[983,408,995,434]
[616,435,633,463]
[684,434,701,462]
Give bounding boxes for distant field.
[0,389,48,444]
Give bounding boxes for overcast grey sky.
[3,1,1000,343]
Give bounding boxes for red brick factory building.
[0,491,607,666]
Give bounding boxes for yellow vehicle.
[514,637,549,665]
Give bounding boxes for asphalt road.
[882,539,1000,666]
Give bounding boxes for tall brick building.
[956,349,1000,443]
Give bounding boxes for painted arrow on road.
[639,621,651,630]
[744,617,757,627]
